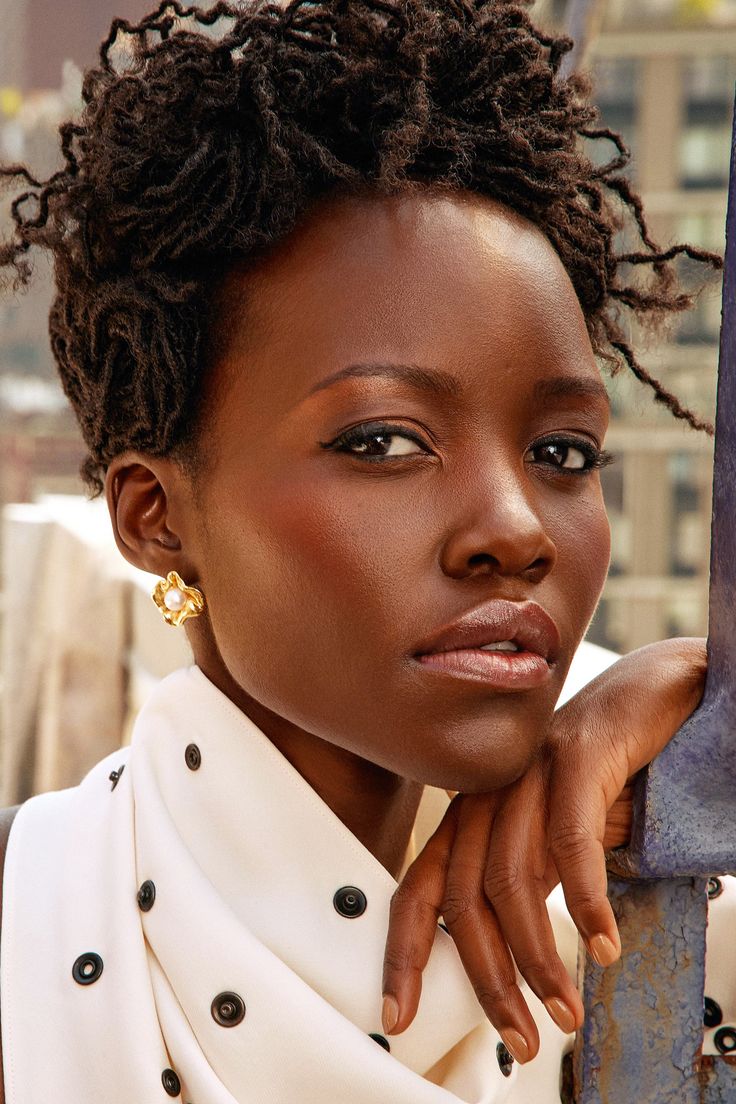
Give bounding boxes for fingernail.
[589,932,620,967]
[500,1028,530,1065]
[544,997,577,1034]
[382,994,399,1035]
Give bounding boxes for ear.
[105,452,200,581]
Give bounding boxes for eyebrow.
[533,376,610,407]
[306,362,610,408]
[306,362,461,399]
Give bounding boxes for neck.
[193,649,424,879]
[266,725,425,879]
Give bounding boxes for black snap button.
[108,764,125,791]
[185,743,201,771]
[137,880,156,912]
[333,886,367,918]
[708,877,724,900]
[211,991,246,1027]
[72,952,103,985]
[715,1026,736,1054]
[161,1068,181,1096]
[497,1041,514,1077]
[704,996,723,1029]
[369,1032,391,1051]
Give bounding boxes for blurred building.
[0,1,154,504]
[0,0,149,92]
[0,81,86,505]
[1,0,735,654]
[534,0,736,651]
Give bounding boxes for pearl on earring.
[164,587,187,612]
[152,571,205,627]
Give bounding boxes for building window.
[675,212,724,344]
[681,125,732,187]
[669,451,710,578]
[680,56,735,188]
[684,55,736,103]
[588,57,640,174]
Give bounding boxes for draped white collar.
[1,665,573,1103]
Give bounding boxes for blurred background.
[0,0,733,801]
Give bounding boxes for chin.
[399,696,551,793]
[443,758,534,795]
[408,731,540,794]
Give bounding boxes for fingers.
[540,635,708,974]
[382,798,460,1036]
[484,766,584,1039]
[555,638,707,784]
[549,762,621,967]
[383,793,544,1063]
[441,794,540,1063]
[603,785,633,851]
[383,757,634,1061]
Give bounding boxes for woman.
[0,1,721,1101]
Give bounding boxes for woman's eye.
[533,442,587,470]
[321,423,431,460]
[527,439,611,473]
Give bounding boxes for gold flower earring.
[152,570,205,627]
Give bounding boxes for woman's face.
[183,189,610,792]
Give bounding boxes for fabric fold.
[2,664,580,1103]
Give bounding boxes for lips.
[412,599,561,690]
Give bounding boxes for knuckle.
[389,879,423,917]
[565,886,605,915]
[514,955,558,989]
[382,944,412,977]
[440,889,480,930]
[483,858,526,905]
[389,880,412,907]
[474,978,517,1017]
[551,822,590,866]
[389,880,441,928]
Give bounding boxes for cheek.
[193,466,613,789]
[553,489,611,632]
[198,470,426,712]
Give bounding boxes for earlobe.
[105,453,194,579]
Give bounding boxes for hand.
[381,637,707,1063]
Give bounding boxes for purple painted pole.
[622,92,736,883]
[570,92,736,1102]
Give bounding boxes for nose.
[439,467,557,585]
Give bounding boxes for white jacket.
[1,652,732,1103]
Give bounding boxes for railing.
[568,92,736,1103]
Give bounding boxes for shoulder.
[0,752,131,1104]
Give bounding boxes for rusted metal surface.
[572,94,736,1101]
[695,1056,736,1102]
[619,92,736,883]
[573,878,708,1103]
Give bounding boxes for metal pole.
[571,90,736,1102]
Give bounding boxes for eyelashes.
[320,421,430,460]
[526,436,615,475]
[320,421,614,475]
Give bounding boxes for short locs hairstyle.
[0,0,722,495]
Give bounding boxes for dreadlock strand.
[619,243,723,269]
[0,0,721,496]
[610,338,714,435]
